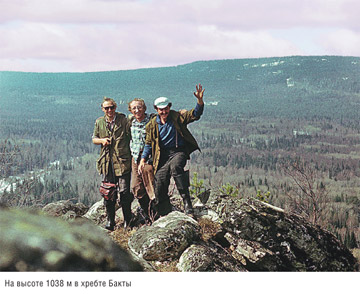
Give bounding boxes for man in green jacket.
[93,97,133,230]
[138,84,205,217]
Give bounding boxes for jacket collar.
[156,110,179,124]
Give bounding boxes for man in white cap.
[138,84,205,217]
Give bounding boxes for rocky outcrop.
[128,211,201,261]
[83,199,142,228]
[127,194,357,271]
[0,206,142,271]
[83,199,109,227]
[42,200,88,221]
[3,193,356,272]
[177,240,247,272]
[206,196,358,271]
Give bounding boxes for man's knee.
[169,153,187,176]
[173,171,190,190]
[132,183,146,199]
[119,190,133,206]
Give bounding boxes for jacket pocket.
[113,155,131,176]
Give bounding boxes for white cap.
[154,97,171,109]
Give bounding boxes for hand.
[179,109,187,116]
[194,83,205,102]
[138,159,146,175]
[102,138,111,146]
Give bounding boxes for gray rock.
[193,205,221,223]
[208,197,358,271]
[177,240,247,272]
[42,200,88,218]
[0,206,143,271]
[21,195,357,272]
[83,199,146,228]
[129,251,156,272]
[83,199,108,226]
[128,211,201,261]
[83,199,123,228]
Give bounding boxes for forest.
[1,55,360,249]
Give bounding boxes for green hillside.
[1,55,360,174]
[1,55,360,121]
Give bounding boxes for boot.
[120,191,134,229]
[104,200,116,231]
[181,193,194,215]
[173,173,194,215]
[155,197,172,217]
[122,203,134,229]
[138,196,150,217]
[138,196,152,224]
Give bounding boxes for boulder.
[0,206,142,271]
[83,199,150,228]
[177,240,247,272]
[129,251,156,272]
[83,199,109,226]
[193,205,221,223]
[128,211,201,261]
[31,195,357,272]
[42,200,88,219]
[83,199,125,228]
[208,196,358,271]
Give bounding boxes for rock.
[208,196,358,271]
[0,206,142,271]
[196,189,211,205]
[83,199,108,226]
[193,205,221,223]
[128,211,201,261]
[84,199,151,228]
[20,195,357,272]
[61,210,78,222]
[224,233,279,271]
[129,251,156,272]
[83,199,123,228]
[42,200,88,218]
[177,240,247,272]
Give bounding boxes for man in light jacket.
[128,98,156,222]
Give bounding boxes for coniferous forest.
[1,56,360,249]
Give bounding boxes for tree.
[0,140,20,178]
[190,172,205,199]
[281,158,329,226]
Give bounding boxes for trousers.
[154,149,188,216]
[103,172,133,226]
[131,158,155,200]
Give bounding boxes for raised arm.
[194,83,205,105]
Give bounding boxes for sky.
[0,0,360,73]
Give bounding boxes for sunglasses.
[103,105,115,110]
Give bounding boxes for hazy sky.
[1,0,359,72]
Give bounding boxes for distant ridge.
[1,55,360,120]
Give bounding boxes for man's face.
[130,101,146,122]
[156,105,170,121]
[102,101,116,119]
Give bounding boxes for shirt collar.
[156,114,171,125]
[106,113,117,123]
[136,113,150,124]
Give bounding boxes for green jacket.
[93,113,131,177]
[145,109,201,173]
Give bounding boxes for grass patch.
[351,248,360,269]
[110,227,136,250]
[198,217,222,242]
